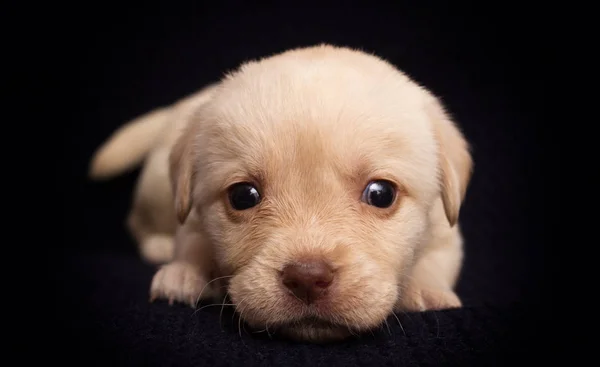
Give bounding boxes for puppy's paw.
[149,262,209,307]
[396,284,462,312]
[140,235,175,265]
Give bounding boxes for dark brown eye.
[361,180,396,208]
[228,183,261,210]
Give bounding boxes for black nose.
[281,260,334,304]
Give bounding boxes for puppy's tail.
[88,107,171,180]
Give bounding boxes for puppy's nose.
[281,260,334,304]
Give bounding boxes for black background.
[48,2,548,366]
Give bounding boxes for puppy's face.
[171,46,469,342]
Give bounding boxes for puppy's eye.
[361,180,396,208]
[228,183,261,210]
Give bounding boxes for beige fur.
[89,84,219,263]
[89,44,473,342]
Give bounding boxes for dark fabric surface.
[56,251,543,367]
[51,3,549,366]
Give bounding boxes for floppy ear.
[169,122,197,224]
[426,94,473,227]
[168,83,221,224]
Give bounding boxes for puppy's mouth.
[272,316,352,342]
[282,316,341,329]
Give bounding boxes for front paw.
[396,285,462,312]
[149,262,209,307]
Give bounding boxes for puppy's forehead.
[199,48,438,192]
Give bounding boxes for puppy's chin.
[274,318,352,343]
[237,296,393,343]
[242,310,363,343]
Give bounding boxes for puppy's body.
[90,44,472,342]
[90,85,219,263]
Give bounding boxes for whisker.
[231,297,248,323]
[252,320,273,339]
[287,290,304,304]
[194,275,235,307]
[383,319,391,335]
[391,312,406,336]
[238,308,244,339]
[266,321,272,339]
[399,309,413,321]
[232,297,250,338]
[219,291,231,331]
[434,310,440,338]
[232,300,249,349]
[193,302,235,314]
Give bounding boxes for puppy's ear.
[169,83,221,224]
[426,94,473,227]
[169,123,197,224]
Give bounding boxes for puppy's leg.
[127,206,175,264]
[127,210,176,265]
[149,218,218,307]
[127,148,177,264]
[139,235,175,265]
[396,225,464,312]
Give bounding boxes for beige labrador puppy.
[89,44,472,342]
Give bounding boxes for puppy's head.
[170,45,472,342]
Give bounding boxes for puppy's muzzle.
[281,260,334,304]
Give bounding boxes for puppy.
[89,44,473,342]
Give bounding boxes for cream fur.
[90,44,473,342]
